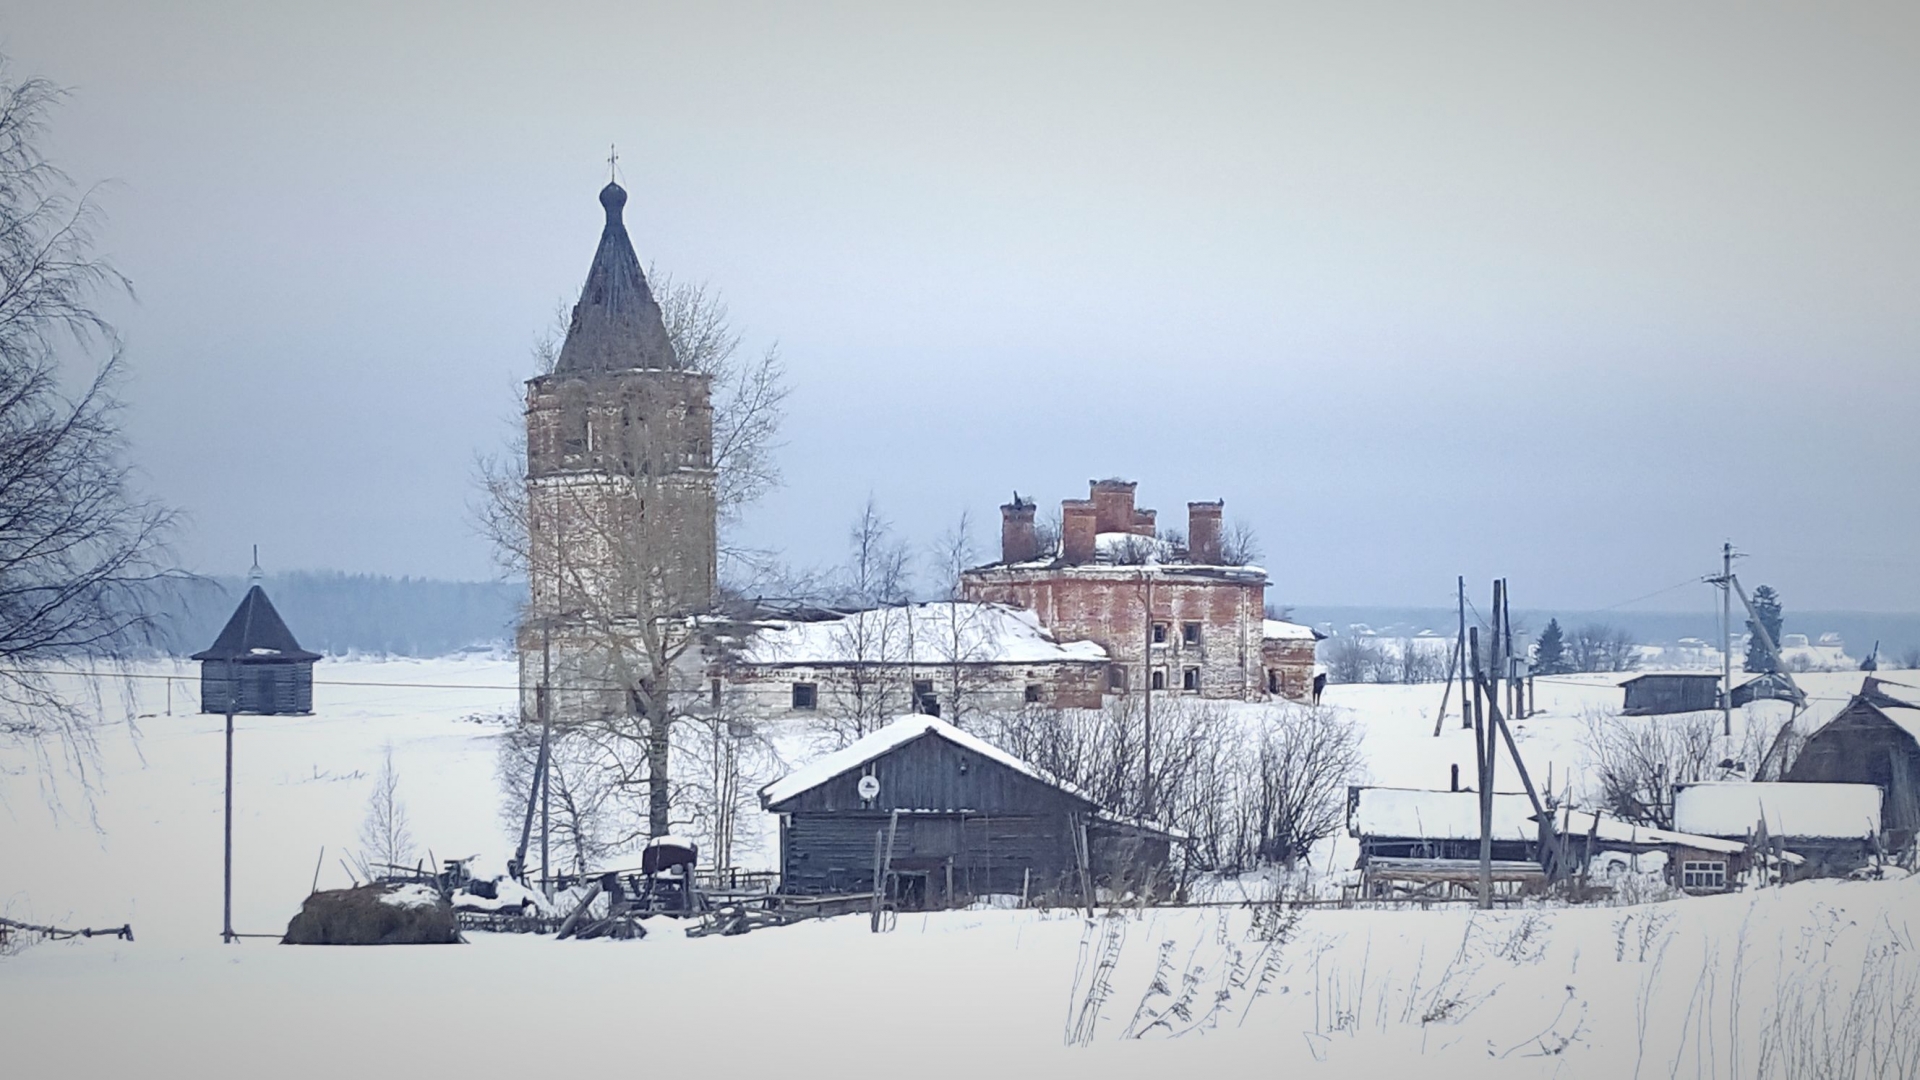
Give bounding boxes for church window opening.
[791,682,817,710]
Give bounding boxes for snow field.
[3,659,1917,1077]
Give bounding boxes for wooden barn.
[1345,786,1545,898]
[760,716,1176,909]
[191,584,320,715]
[1786,677,1920,854]
[1620,672,1722,716]
[1673,781,1884,879]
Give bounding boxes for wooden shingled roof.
[190,585,321,663]
[552,181,680,375]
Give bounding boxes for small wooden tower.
[192,571,319,716]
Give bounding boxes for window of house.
[1182,667,1201,692]
[1182,622,1202,646]
[1107,665,1129,692]
[1150,669,1165,691]
[1024,682,1043,704]
[1681,860,1726,891]
[913,679,937,715]
[1151,622,1169,645]
[791,682,817,710]
[1268,669,1281,694]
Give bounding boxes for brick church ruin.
[962,479,1319,704]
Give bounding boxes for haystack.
[282,883,461,945]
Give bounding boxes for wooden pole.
[1469,627,1492,910]
[1457,576,1470,729]
[869,830,884,932]
[1142,572,1154,820]
[223,705,236,943]
[1722,542,1733,737]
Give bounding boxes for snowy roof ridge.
[1540,807,1747,855]
[732,601,1107,666]
[1262,618,1321,642]
[759,714,1095,809]
[1672,781,1883,840]
[1347,786,1538,841]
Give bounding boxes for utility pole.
[222,697,236,944]
[1457,576,1470,730]
[1141,571,1155,820]
[539,622,552,897]
[1713,542,1735,737]
[1469,625,1492,910]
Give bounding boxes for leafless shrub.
[1569,623,1640,673]
[1580,708,1724,828]
[1218,520,1261,567]
[1322,634,1386,684]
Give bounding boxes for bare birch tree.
[358,745,416,875]
[0,61,178,782]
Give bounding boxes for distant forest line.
[151,573,521,657]
[145,575,1920,660]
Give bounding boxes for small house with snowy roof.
[1786,677,1920,854]
[191,584,320,715]
[760,716,1175,909]
[1620,672,1722,716]
[1673,781,1883,879]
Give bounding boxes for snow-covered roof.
[1542,808,1748,855]
[1673,782,1883,840]
[759,715,1092,808]
[1263,619,1319,642]
[1347,787,1538,841]
[733,602,1106,667]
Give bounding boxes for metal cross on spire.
[608,143,619,183]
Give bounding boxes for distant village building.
[192,583,319,715]
[1786,677,1920,853]
[713,602,1109,720]
[1673,781,1884,879]
[1730,671,1803,708]
[960,480,1316,703]
[519,180,717,724]
[1619,672,1722,716]
[761,716,1176,906]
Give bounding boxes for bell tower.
[518,179,718,723]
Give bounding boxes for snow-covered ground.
[3,659,1915,1077]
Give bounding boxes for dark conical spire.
[553,180,679,374]
[190,584,321,663]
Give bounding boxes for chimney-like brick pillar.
[1090,479,1137,535]
[1000,495,1039,563]
[1061,499,1098,564]
[1131,508,1157,537]
[1188,500,1224,564]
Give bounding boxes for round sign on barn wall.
[857,774,880,801]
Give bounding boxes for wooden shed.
[1345,786,1546,898]
[1786,677,1920,854]
[1620,672,1722,716]
[760,716,1175,908]
[191,584,320,715]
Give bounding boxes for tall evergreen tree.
[1535,617,1569,674]
[1744,585,1785,673]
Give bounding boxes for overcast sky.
[3,2,1916,611]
